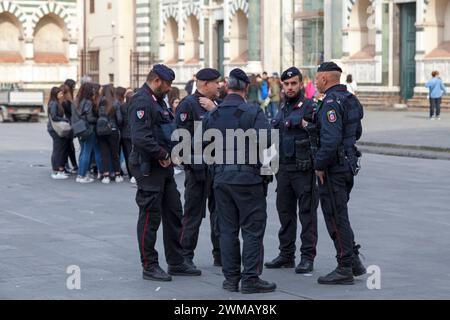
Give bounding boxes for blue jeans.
[78,132,103,177]
[430,98,441,118]
[268,101,279,119]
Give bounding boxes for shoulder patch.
[179,113,189,123]
[137,110,145,120]
[327,109,337,123]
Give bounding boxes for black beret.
[152,64,176,81]
[317,62,343,73]
[196,68,221,81]
[281,67,302,81]
[229,68,250,84]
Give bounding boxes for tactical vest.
[272,98,313,170]
[328,90,364,173]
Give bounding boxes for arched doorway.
[184,15,200,64]
[229,10,248,63]
[163,17,179,64]
[0,12,24,63]
[34,14,68,63]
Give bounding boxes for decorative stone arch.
[181,3,201,27]
[345,0,377,59]
[162,16,179,64]
[229,9,248,63]
[162,6,179,27]
[0,1,26,35]
[227,0,249,36]
[29,2,71,39]
[344,0,375,28]
[422,0,450,57]
[184,14,200,64]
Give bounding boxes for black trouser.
[98,130,121,174]
[121,138,133,178]
[49,131,70,171]
[430,98,442,118]
[276,169,318,261]
[318,171,357,268]
[180,170,220,261]
[214,182,267,282]
[132,166,185,269]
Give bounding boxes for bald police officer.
[265,67,319,274]
[203,68,276,294]
[176,68,222,269]
[307,62,366,285]
[129,65,201,282]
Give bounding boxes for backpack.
[96,115,113,136]
[71,104,92,140]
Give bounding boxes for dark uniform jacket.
[272,92,315,167]
[314,84,364,173]
[129,83,175,166]
[203,93,271,186]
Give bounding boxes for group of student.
[47,78,135,184]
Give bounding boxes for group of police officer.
[128,61,366,294]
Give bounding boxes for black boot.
[295,259,314,274]
[168,262,202,276]
[264,256,295,269]
[241,278,277,294]
[184,257,197,269]
[353,245,367,277]
[223,279,240,293]
[318,267,354,285]
[143,265,172,282]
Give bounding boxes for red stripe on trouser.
[141,209,150,269]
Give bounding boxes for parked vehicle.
[0,85,45,122]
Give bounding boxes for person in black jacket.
[75,82,104,183]
[60,83,78,174]
[129,64,200,282]
[97,84,124,184]
[117,87,134,183]
[47,86,70,180]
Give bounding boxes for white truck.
[0,88,45,122]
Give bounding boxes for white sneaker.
[115,176,124,183]
[437,117,441,121]
[52,172,69,180]
[76,176,94,184]
[130,177,136,184]
[430,117,435,121]
[102,177,111,184]
[97,173,102,180]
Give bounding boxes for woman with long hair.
[97,84,123,184]
[60,84,78,174]
[75,82,103,183]
[47,86,70,180]
[117,87,135,183]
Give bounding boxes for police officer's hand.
[199,97,216,111]
[159,159,172,168]
[315,170,325,185]
[302,119,309,129]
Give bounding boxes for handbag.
[49,115,72,138]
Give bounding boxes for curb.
[358,141,450,161]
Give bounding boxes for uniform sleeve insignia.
[327,110,337,123]
[137,110,145,120]
[180,113,188,123]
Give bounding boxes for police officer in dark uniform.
[176,68,222,269]
[265,67,319,274]
[129,64,201,282]
[203,68,276,294]
[306,62,366,285]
